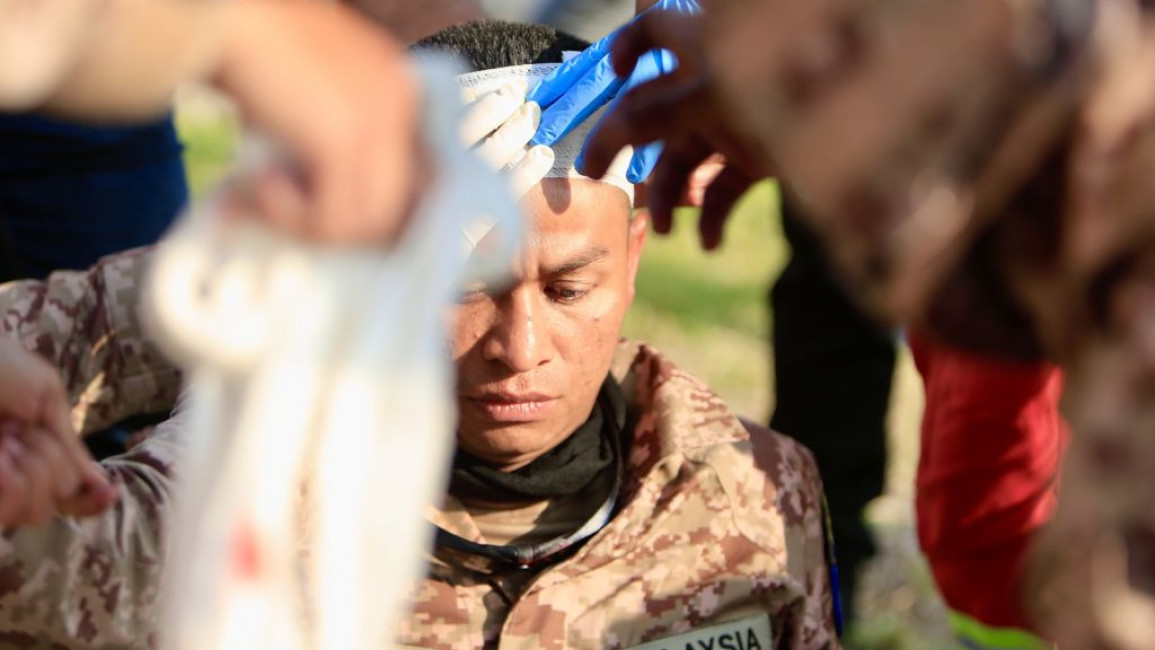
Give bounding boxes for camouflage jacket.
[0,250,838,650]
[0,249,183,650]
[401,341,840,650]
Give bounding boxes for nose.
[483,288,554,373]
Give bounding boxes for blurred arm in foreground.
[581,0,1155,646]
[0,0,424,245]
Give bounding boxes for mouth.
[466,392,559,422]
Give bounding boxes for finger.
[577,47,673,181]
[476,102,541,169]
[33,365,73,441]
[252,165,311,238]
[23,433,73,525]
[619,47,678,94]
[581,73,697,178]
[679,154,727,206]
[507,145,556,198]
[610,70,704,134]
[219,166,307,240]
[59,463,117,518]
[648,140,712,234]
[699,166,755,250]
[625,141,663,183]
[52,425,104,495]
[711,128,771,179]
[532,55,624,147]
[307,127,371,243]
[4,416,87,506]
[459,80,528,145]
[0,340,69,432]
[0,444,26,527]
[526,31,616,108]
[23,432,79,505]
[0,423,26,526]
[609,11,701,79]
[10,436,50,525]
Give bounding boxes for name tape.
[623,614,773,650]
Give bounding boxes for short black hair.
[413,20,591,71]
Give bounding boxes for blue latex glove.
[528,0,701,183]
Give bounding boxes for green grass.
[174,93,240,196]
[621,185,783,418]
[630,184,786,338]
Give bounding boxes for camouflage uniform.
[0,247,184,649]
[404,341,839,650]
[0,250,838,650]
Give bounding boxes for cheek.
[555,293,628,373]
[448,304,489,360]
[584,283,630,332]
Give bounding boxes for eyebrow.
[544,246,611,276]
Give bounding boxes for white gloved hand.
[461,80,555,199]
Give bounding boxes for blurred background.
[177,86,956,650]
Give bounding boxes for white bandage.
[458,79,555,253]
[457,62,635,203]
[461,80,555,199]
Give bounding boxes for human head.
[415,22,648,470]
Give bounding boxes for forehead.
[520,178,631,254]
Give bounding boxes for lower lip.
[469,398,558,422]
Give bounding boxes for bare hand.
[0,339,116,525]
[0,337,72,438]
[212,0,426,246]
[581,11,769,250]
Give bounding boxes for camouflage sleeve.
[0,247,181,434]
[744,422,842,649]
[0,404,188,649]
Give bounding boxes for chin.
[458,419,568,467]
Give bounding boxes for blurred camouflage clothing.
[0,248,183,649]
[0,247,180,435]
[403,341,839,650]
[0,251,836,650]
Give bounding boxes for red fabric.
[910,332,1068,632]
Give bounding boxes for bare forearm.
[0,0,224,119]
[44,0,224,120]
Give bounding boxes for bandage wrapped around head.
[457,61,634,253]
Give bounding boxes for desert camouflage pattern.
[0,252,835,649]
[0,247,181,435]
[0,248,184,649]
[0,414,186,650]
[400,341,839,650]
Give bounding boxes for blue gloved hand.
[527,0,701,184]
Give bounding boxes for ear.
[625,209,649,302]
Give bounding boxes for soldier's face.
[451,178,646,471]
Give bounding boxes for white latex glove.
[461,80,555,199]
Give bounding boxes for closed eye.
[546,285,589,304]
[458,281,489,303]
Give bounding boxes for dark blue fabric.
[0,113,187,280]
